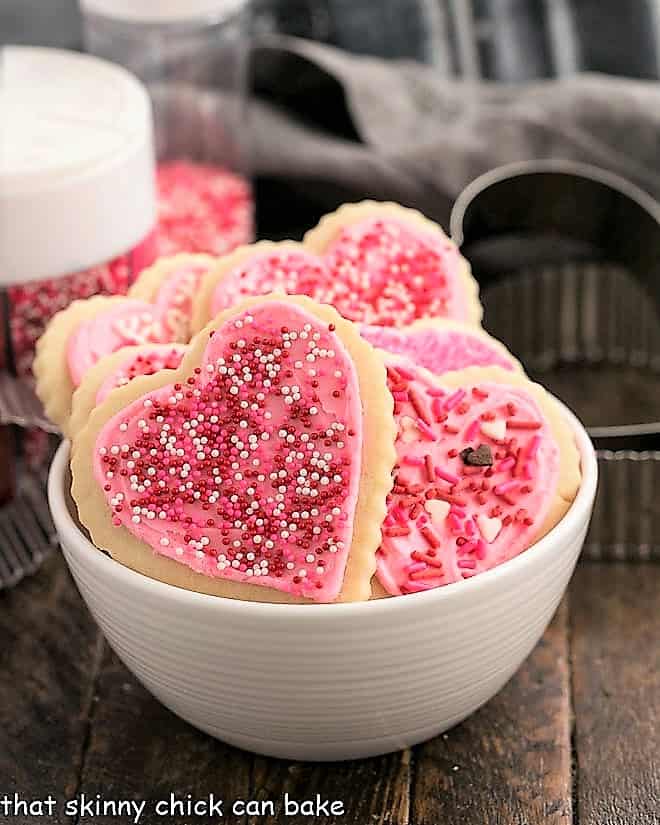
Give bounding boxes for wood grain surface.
[1,557,659,825]
[571,564,660,825]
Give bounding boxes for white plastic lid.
[79,0,247,24]
[0,46,156,285]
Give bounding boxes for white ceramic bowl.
[49,408,597,761]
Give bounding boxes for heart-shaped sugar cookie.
[376,361,581,595]
[71,295,396,603]
[192,202,481,334]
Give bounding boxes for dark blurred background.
[3,0,660,81]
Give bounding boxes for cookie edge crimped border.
[303,200,483,326]
[71,293,396,605]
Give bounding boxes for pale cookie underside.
[71,294,396,604]
[190,241,308,335]
[34,295,135,438]
[303,201,483,326]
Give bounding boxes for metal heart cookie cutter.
[451,159,660,561]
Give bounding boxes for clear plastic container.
[80,0,254,258]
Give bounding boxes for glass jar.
[0,45,158,575]
[0,46,158,379]
[80,0,254,259]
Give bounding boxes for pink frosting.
[94,301,363,603]
[153,264,211,340]
[67,300,171,387]
[96,344,187,405]
[360,324,517,374]
[377,358,560,595]
[322,217,468,324]
[210,249,328,318]
[209,216,471,327]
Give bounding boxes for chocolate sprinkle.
[460,444,493,467]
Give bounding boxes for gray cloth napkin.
[252,37,660,228]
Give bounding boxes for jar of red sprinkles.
[80,0,254,260]
[0,46,158,379]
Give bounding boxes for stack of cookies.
[36,202,581,604]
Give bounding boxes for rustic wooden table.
[2,550,659,825]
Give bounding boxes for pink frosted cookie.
[35,255,214,436]
[129,253,215,341]
[69,343,187,436]
[71,295,396,604]
[376,361,581,595]
[192,202,482,332]
[360,319,522,376]
[191,242,328,331]
[305,203,481,326]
